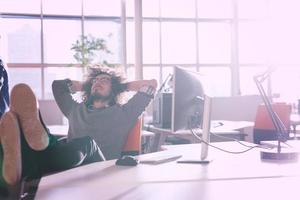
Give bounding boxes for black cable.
[192,127,269,149]
[208,131,271,149]
[190,129,270,154]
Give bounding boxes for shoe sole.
[0,112,22,185]
[10,84,49,151]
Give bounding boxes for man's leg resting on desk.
[2,83,104,181]
[12,83,104,175]
[0,111,22,187]
[37,136,104,174]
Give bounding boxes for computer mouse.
[115,156,139,166]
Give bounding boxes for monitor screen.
[171,66,205,132]
[171,66,212,163]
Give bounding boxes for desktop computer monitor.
[171,66,205,132]
[200,95,212,161]
[171,66,212,163]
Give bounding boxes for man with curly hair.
[52,66,157,160]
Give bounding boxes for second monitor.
[171,66,205,132]
[171,66,212,163]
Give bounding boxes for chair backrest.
[253,102,291,144]
[121,118,142,156]
[38,100,64,125]
[254,103,291,130]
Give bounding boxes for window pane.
[161,22,196,64]
[268,19,300,64]
[198,67,231,97]
[238,0,268,19]
[267,1,300,64]
[162,66,173,79]
[43,19,81,64]
[239,66,264,95]
[44,66,84,99]
[143,0,160,18]
[272,67,300,104]
[0,0,40,14]
[143,22,160,64]
[8,67,42,98]
[238,21,267,64]
[143,66,160,80]
[269,0,300,20]
[126,21,135,64]
[161,0,195,18]
[85,20,122,64]
[42,0,82,15]
[126,66,135,81]
[126,0,134,18]
[198,23,231,63]
[1,19,41,63]
[197,0,233,18]
[84,0,121,16]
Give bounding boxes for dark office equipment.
[115,156,139,166]
[152,92,172,128]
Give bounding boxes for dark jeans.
[21,134,103,179]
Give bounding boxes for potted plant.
[71,34,113,71]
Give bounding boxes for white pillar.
[134,0,143,80]
[231,0,240,96]
[121,0,127,73]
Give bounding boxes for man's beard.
[90,92,113,102]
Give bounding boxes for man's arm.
[52,79,81,117]
[120,79,157,126]
[125,79,157,92]
[67,80,83,93]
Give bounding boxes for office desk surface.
[147,121,254,151]
[35,142,300,200]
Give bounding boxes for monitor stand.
[177,95,212,165]
[177,159,212,164]
[260,148,298,162]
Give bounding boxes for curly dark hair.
[82,65,127,106]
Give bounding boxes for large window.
[1,0,300,104]
[0,0,122,99]
[133,0,234,96]
[43,19,81,64]
[1,18,41,63]
[84,20,122,64]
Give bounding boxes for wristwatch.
[139,85,155,98]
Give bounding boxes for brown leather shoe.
[0,112,22,185]
[10,83,49,151]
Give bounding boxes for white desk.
[261,139,300,150]
[147,120,254,151]
[35,141,300,200]
[47,125,69,136]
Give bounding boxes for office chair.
[45,113,143,159]
[121,117,142,157]
[253,103,291,144]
